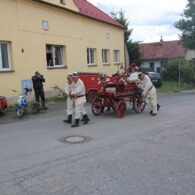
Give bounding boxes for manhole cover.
[60,135,91,144]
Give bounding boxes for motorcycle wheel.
[16,107,24,118]
[31,107,37,114]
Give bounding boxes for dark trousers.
[34,88,45,103]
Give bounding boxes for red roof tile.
[140,40,187,60]
[73,0,126,28]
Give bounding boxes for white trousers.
[66,97,74,115]
[74,96,86,119]
[145,88,157,113]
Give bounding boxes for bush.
[161,59,195,84]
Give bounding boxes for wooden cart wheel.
[86,90,98,103]
[134,98,146,113]
[116,100,126,118]
[91,98,102,116]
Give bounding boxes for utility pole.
[178,60,181,88]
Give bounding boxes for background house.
[0,0,126,99]
[185,50,195,62]
[139,39,188,73]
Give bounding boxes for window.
[21,80,33,95]
[60,0,65,4]
[113,50,120,64]
[42,20,49,31]
[150,62,154,72]
[87,48,96,65]
[46,45,64,68]
[102,49,109,64]
[0,42,11,71]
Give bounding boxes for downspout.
[124,43,129,70]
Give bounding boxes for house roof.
[73,0,126,28]
[139,40,187,61]
[33,0,125,29]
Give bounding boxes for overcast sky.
[88,0,188,43]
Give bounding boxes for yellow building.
[0,0,126,99]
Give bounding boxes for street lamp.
[138,41,143,65]
[178,60,181,88]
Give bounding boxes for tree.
[127,42,142,64]
[175,0,195,50]
[110,10,132,43]
[110,10,142,64]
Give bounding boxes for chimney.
[160,36,163,43]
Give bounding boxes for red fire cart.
[91,73,146,118]
[79,72,100,103]
[79,64,141,103]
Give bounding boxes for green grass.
[5,96,67,113]
[7,105,16,112]
[158,81,195,93]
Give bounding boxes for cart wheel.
[116,101,126,118]
[86,90,98,103]
[134,98,146,113]
[92,98,102,116]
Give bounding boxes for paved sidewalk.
[1,90,194,125]
[0,101,66,125]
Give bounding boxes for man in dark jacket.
[32,71,48,110]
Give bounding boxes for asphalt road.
[0,93,195,195]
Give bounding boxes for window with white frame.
[113,50,120,64]
[46,45,64,68]
[0,42,11,71]
[102,49,110,64]
[87,48,96,65]
[42,20,49,31]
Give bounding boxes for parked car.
[0,96,7,116]
[146,72,162,88]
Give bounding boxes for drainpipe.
[124,44,129,70]
[178,59,181,88]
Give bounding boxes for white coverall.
[71,78,86,119]
[64,82,74,116]
[138,75,157,114]
[127,72,139,83]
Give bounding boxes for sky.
[88,0,188,43]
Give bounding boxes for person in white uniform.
[70,72,90,127]
[137,72,160,116]
[127,66,139,83]
[63,73,74,124]
[127,66,141,110]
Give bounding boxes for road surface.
[0,93,195,195]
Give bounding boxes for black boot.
[83,114,90,124]
[42,102,48,110]
[71,119,79,128]
[157,104,160,111]
[63,115,72,124]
